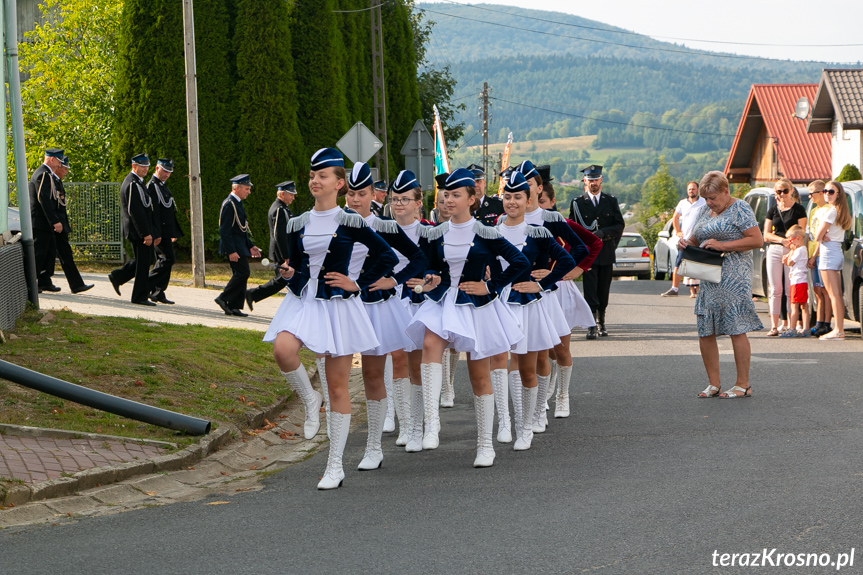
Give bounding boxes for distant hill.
[417,3,844,147]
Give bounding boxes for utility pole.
[370,0,389,181]
[480,82,491,177]
[182,0,206,288]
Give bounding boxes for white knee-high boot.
[405,384,424,452]
[315,357,331,438]
[358,398,385,470]
[421,363,442,449]
[490,368,511,443]
[547,359,559,404]
[513,385,538,450]
[393,377,412,446]
[532,373,549,433]
[473,394,496,467]
[554,363,573,418]
[317,411,351,489]
[440,350,455,407]
[509,371,523,442]
[383,355,396,432]
[282,365,323,440]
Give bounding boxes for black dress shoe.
[244,290,255,312]
[150,294,175,305]
[132,300,157,307]
[598,324,609,337]
[214,296,232,315]
[39,285,61,293]
[108,274,122,296]
[71,284,94,294]
[586,326,598,340]
[231,309,248,317]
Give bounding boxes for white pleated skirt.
[361,294,413,356]
[501,287,565,355]
[400,296,425,352]
[263,279,379,357]
[406,287,523,360]
[555,280,596,329]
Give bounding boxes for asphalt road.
[3,280,863,575]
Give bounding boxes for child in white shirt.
[781,225,810,337]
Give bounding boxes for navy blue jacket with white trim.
[358,215,428,303]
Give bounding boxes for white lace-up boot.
[282,366,323,440]
[358,399,385,470]
[405,384,424,452]
[547,359,559,405]
[532,373,549,433]
[383,355,396,432]
[317,411,351,489]
[440,350,455,407]
[509,371,523,442]
[421,363,442,449]
[490,368,511,443]
[554,363,573,418]
[513,385,538,450]
[315,357,330,437]
[473,394,496,467]
[393,377,412,446]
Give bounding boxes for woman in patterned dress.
[678,171,764,399]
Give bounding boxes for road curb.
[0,365,318,508]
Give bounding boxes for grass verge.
[75,262,276,286]
[0,309,313,448]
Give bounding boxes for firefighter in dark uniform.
[109,153,160,305]
[371,179,388,217]
[51,155,93,294]
[146,158,184,304]
[568,165,625,339]
[28,148,65,292]
[214,174,261,317]
[245,180,295,311]
[469,163,503,226]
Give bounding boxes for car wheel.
[652,255,665,280]
[858,283,863,323]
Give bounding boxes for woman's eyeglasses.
[390,197,418,205]
[775,188,791,195]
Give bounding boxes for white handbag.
[678,246,724,284]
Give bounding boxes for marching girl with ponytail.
[516,161,590,433]
[405,168,529,467]
[343,163,427,469]
[263,148,397,490]
[494,171,576,450]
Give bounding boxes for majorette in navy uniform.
[405,168,530,467]
[343,163,427,470]
[514,160,591,433]
[264,148,397,490]
[493,171,576,450]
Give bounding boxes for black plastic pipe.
[0,359,211,435]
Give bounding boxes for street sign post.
[400,120,434,192]
[337,121,383,165]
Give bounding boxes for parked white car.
[613,232,651,279]
[652,218,679,280]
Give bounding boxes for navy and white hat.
[59,155,70,169]
[466,163,485,181]
[230,174,253,187]
[581,164,603,180]
[276,180,296,194]
[391,170,419,193]
[517,160,539,180]
[444,168,475,191]
[157,158,174,173]
[434,173,449,190]
[374,180,388,192]
[536,164,552,184]
[131,153,150,166]
[45,148,64,159]
[503,171,530,194]
[348,162,373,191]
[310,147,344,170]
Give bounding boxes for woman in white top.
[813,180,853,340]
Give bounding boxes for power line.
[489,96,736,137]
[432,0,863,48]
[422,7,809,62]
[333,1,392,14]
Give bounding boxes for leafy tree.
[637,157,679,249]
[836,164,862,182]
[16,0,123,185]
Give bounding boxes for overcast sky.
[422,0,863,63]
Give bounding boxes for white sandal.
[698,385,720,398]
[720,385,752,398]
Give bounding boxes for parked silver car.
[613,232,651,279]
[4,206,20,234]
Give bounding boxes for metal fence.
[0,243,28,330]
[65,182,124,262]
